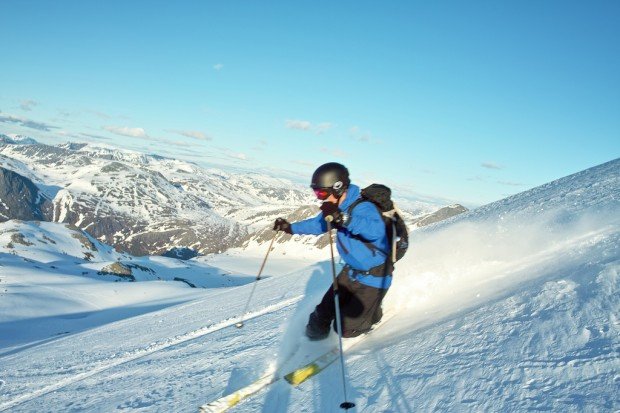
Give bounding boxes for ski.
[198,339,323,413]
[283,345,340,385]
[199,315,392,412]
[283,314,394,388]
[199,371,277,413]
[198,339,310,413]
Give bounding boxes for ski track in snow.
[0,295,303,412]
[92,186,113,218]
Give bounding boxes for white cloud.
[467,176,488,182]
[103,126,148,138]
[348,126,380,144]
[79,132,111,141]
[168,129,212,141]
[0,111,57,131]
[292,159,315,168]
[319,147,349,158]
[230,152,247,160]
[19,99,38,111]
[286,119,334,134]
[497,180,524,187]
[315,122,333,135]
[481,162,504,170]
[286,119,312,131]
[88,110,114,120]
[251,139,269,151]
[213,63,224,71]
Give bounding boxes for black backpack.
[347,184,409,272]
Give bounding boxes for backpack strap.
[346,198,390,258]
[383,203,405,263]
[345,198,365,218]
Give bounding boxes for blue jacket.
[291,184,392,289]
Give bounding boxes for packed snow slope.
[0,158,618,412]
[0,220,257,351]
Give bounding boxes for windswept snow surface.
[1,159,619,412]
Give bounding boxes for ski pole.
[235,233,277,328]
[325,216,356,410]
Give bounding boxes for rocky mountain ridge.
[0,134,465,257]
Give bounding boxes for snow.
[0,158,618,412]
[3,134,37,145]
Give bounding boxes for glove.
[273,218,293,234]
[320,202,345,227]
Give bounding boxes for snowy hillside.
[0,158,618,412]
[0,220,260,353]
[0,220,121,263]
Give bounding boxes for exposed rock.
[173,277,197,288]
[98,262,135,280]
[411,204,468,227]
[0,167,52,222]
[163,247,199,260]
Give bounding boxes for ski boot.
[305,311,330,341]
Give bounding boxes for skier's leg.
[306,268,352,340]
[338,281,387,338]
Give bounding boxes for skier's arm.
[290,213,327,235]
[345,202,385,241]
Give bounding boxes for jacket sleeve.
[345,201,385,241]
[290,213,327,235]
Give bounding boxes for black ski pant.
[311,266,387,338]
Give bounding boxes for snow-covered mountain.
[0,166,51,221]
[0,157,617,412]
[0,134,38,145]
[0,137,313,256]
[0,134,458,257]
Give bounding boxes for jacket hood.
[340,184,361,211]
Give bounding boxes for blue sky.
[1,1,618,206]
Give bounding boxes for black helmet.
[310,162,350,196]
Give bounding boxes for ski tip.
[198,392,242,413]
[340,401,356,410]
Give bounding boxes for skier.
[273,162,391,340]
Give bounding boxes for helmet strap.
[334,188,346,205]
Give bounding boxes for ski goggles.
[312,187,332,200]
